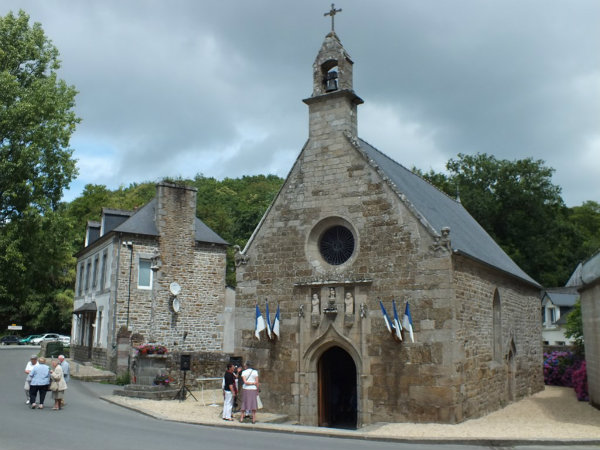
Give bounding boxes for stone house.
[577,251,600,409]
[234,31,544,428]
[541,287,578,346]
[72,181,228,372]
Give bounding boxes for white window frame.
[137,258,152,290]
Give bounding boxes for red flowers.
[135,344,168,355]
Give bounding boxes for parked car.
[19,334,41,345]
[1,335,22,345]
[30,333,62,345]
[58,335,70,346]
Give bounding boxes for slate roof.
[102,208,133,234]
[582,250,600,285]
[113,198,228,245]
[358,138,540,287]
[565,262,583,287]
[543,290,579,307]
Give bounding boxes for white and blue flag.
[402,301,414,343]
[265,300,273,339]
[392,300,403,341]
[379,300,394,334]
[272,303,281,339]
[255,304,266,340]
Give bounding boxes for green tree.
[565,299,584,355]
[568,201,600,260]
[417,153,581,286]
[0,10,79,331]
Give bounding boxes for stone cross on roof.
[324,3,342,32]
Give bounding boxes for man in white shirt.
[24,355,38,404]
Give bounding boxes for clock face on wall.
[172,297,180,313]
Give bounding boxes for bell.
[324,71,338,92]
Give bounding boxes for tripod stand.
[174,370,197,402]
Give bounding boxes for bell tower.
[303,6,363,140]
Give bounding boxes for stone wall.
[113,183,227,354]
[453,256,544,419]
[581,279,600,409]
[70,344,108,369]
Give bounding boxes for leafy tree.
[568,201,600,260]
[565,299,584,355]
[416,153,581,286]
[0,10,79,332]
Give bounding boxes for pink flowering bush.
[572,361,589,401]
[135,344,168,355]
[543,351,575,386]
[543,350,588,401]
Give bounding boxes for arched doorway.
[506,340,517,402]
[318,346,357,429]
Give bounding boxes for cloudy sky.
[2,1,599,206]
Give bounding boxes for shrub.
[543,350,588,401]
[543,351,576,386]
[115,372,130,386]
[572,361,589,401]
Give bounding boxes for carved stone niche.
[323,286,338,319]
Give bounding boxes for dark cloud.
[2,0,598,206]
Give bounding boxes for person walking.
[240,361,259,424]
[29,357,50,409]
[50,359,67,410]
[24,355,38,405]
[222,364,236,421]
[57,354,69,407]
[58,355,70,383]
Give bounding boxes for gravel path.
[103,385,600,441]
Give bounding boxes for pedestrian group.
[222,361,261,424]
[24,354,69,410]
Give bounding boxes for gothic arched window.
[492,289,502,361]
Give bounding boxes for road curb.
[99,396,600,447]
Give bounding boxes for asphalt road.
[0,346,597,450]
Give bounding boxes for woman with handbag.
[50,359,68,410]
[240,361,260,424]
[29,357,50,409]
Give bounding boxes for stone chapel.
[234,30,544,428]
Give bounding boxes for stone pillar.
[116,326,132,376]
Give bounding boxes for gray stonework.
[234,31,543,427]
[73,182,228,373]
[581,280,600,409]
[580,252,600,409]
[113,184,227,354]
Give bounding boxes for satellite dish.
[169,282,181,296]
[172,297,181,313]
